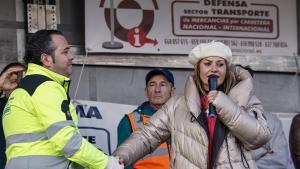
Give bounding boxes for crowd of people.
[0,29,298,169]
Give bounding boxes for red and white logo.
[100,0,159,48]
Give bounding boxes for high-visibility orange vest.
[126,112,170,169]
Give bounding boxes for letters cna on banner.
[73,100,136,155]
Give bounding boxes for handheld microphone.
[208,75,218,118]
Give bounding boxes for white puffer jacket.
[114,68,271,169]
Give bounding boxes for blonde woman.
[114,41,271,169]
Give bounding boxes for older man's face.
[145,74,175,110]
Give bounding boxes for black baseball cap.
[145,68,174,85]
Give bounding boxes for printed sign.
[85,0,297,56]
[73,100,136,155]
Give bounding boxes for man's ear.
[144,87,149,99]
[40,53,52,68]
[171,86,176,96]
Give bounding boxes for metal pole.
[102,0,123,49]
[110,0,114,44]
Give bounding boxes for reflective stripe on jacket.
[3,63,108,169]
[127,112,170,169]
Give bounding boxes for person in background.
[117,68,176,169]
[252,111,291,169]
[2,29,123,169]
[113,41,271,169]
[0,62,26,169]
[290,114,300,169]
[236,64,292,169]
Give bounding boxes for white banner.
[85,0,297,56]
[73,100,136,155]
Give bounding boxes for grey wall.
[0,0,18,69]
[70,66,190,105]
[254,72,300,113]
[298,0,300,54]
[58,0,84,46]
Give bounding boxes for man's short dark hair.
[24,29,63,65]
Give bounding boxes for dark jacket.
[252,112,289,169]
[0,96,8,169]
[290,114,300,169]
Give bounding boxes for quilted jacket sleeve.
[113,97,176,166]
[212,67,271,150]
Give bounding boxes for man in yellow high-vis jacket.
[2,30,123,169]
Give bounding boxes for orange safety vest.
[126,112,170,169]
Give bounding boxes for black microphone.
[208,75,218,118]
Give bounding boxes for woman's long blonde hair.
[193,60,237,96]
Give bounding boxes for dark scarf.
[198,96,228,169]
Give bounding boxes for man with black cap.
[117,68,176,169]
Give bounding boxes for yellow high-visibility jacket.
[3,63,108,169]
